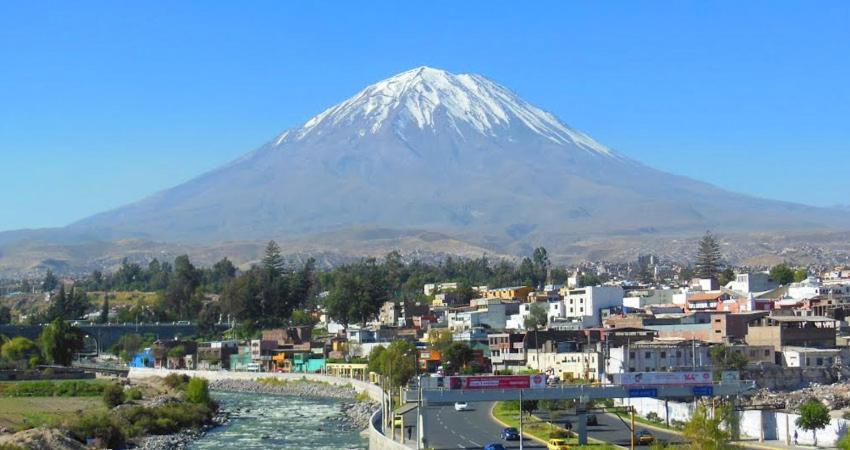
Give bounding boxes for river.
[191,390,368,449]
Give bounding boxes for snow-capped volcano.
[70,67,846,244]
[285,66,614,156]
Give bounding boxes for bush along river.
[191,380,374,450]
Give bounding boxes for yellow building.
[484,286,533,300]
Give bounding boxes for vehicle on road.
[392,414,403,427]
[635,430,655,445]
[546,438,571,450]
[484,444,506,450]
[563,419,573,430]
[586,414,598,426]
[454,401,469,411]
[500,427,520,440]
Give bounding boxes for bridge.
[0,322,229,352]
[396,375,756,449]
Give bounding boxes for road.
[402,402,684,449]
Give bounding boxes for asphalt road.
[401,402,684,449]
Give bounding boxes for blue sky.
[1,1,848,231]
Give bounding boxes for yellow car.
[546,438,571,450]
[392,414,403,427]
[636,430,655,445]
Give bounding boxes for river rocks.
[132,409,229,450]
[208,379,378,430]
[209,378,357,400]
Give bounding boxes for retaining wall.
[618,396,850,447]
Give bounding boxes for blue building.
[129,348,154,368]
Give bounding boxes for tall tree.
[164,255,201,319]
[532,247,550,288]
[0,305,11,325]
[262,240,285,277]
[442,342,474,374]
[41,269,58,292]
[797,398,830,447]
[99,293,110,324]
[524,302,549,330]
[323,258,389,327]
[38,319,84,366]
[696,231,722,280]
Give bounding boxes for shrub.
[647,411,662,422]
[550,428,571,438]
[68,411,127,449]
[125,387,143,401]
[163,373,190,390]
[103,383,125,408]
[0,380,107,397]
[185,378,210,404]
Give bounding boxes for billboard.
[448,375,547,390]
[614,371,713,386]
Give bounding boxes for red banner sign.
[449,375,547,390]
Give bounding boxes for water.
[192,390,368,450]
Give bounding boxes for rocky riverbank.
[133,409,229,450]
[208,378,377,430]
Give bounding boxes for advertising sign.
[628,388,658,397]
[448,375,547,390]
[614,371,713,386]
[692,386,714,396]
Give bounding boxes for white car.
[454,402,469,411]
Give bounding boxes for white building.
[623,288,679,310]
[780,347,842,368]
[606,340,712,375]
[788,278,850,301]
[725,272,778,295]
[447,302,518,331]
[562,286,624,327]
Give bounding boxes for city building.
[746,316,838,350]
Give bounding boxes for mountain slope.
[70,67,847,243]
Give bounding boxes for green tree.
[524,302,548,330]
[368,345,387,374]
[1,336,41,368]
[427,329,454,352]
[186,377,211,404]
[378,340,417,388]
[0,305,11,325]
[718,267,735,286]
[164,255,201,320]
[682,402,732,449]
[262,240,285,277]
[770,264,795,285]
[38,318,85,366]
[102,383,125,408]
[442,342,474,374]
[42,268,59,292]
[793,269,809,283]
[323,258,389,327]
[99,293,110,324]
[796,398,830,447]
[710,344,748,371]
[696,231,722,280]
[532,246,550,288]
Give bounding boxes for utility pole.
[519,389,524,450]
[630,406,636,450]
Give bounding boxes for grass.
[610,408,684,431]
[0,380,109,397]
[0,396,107,432]
[491,402,619,450]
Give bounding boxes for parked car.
[636,430,655,445]
[586,414,598,426]
[454,401,469,411]
[392,414,403,427]
[546,438,571,450]
[484,444,506,450]
[500,427,520,440]
[562,419,573,430]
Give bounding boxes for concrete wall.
[620,396,850,447]
[128,368,403,450]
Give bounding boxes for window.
[628,367,635,372]
[645,352,651,359]
[749,350,756,357]
[764,349,771,356]
[629,352,635,359]
[660,366,666,371]
[676,351,682,358]
[660,352,666,358]
[817,358,823,366]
